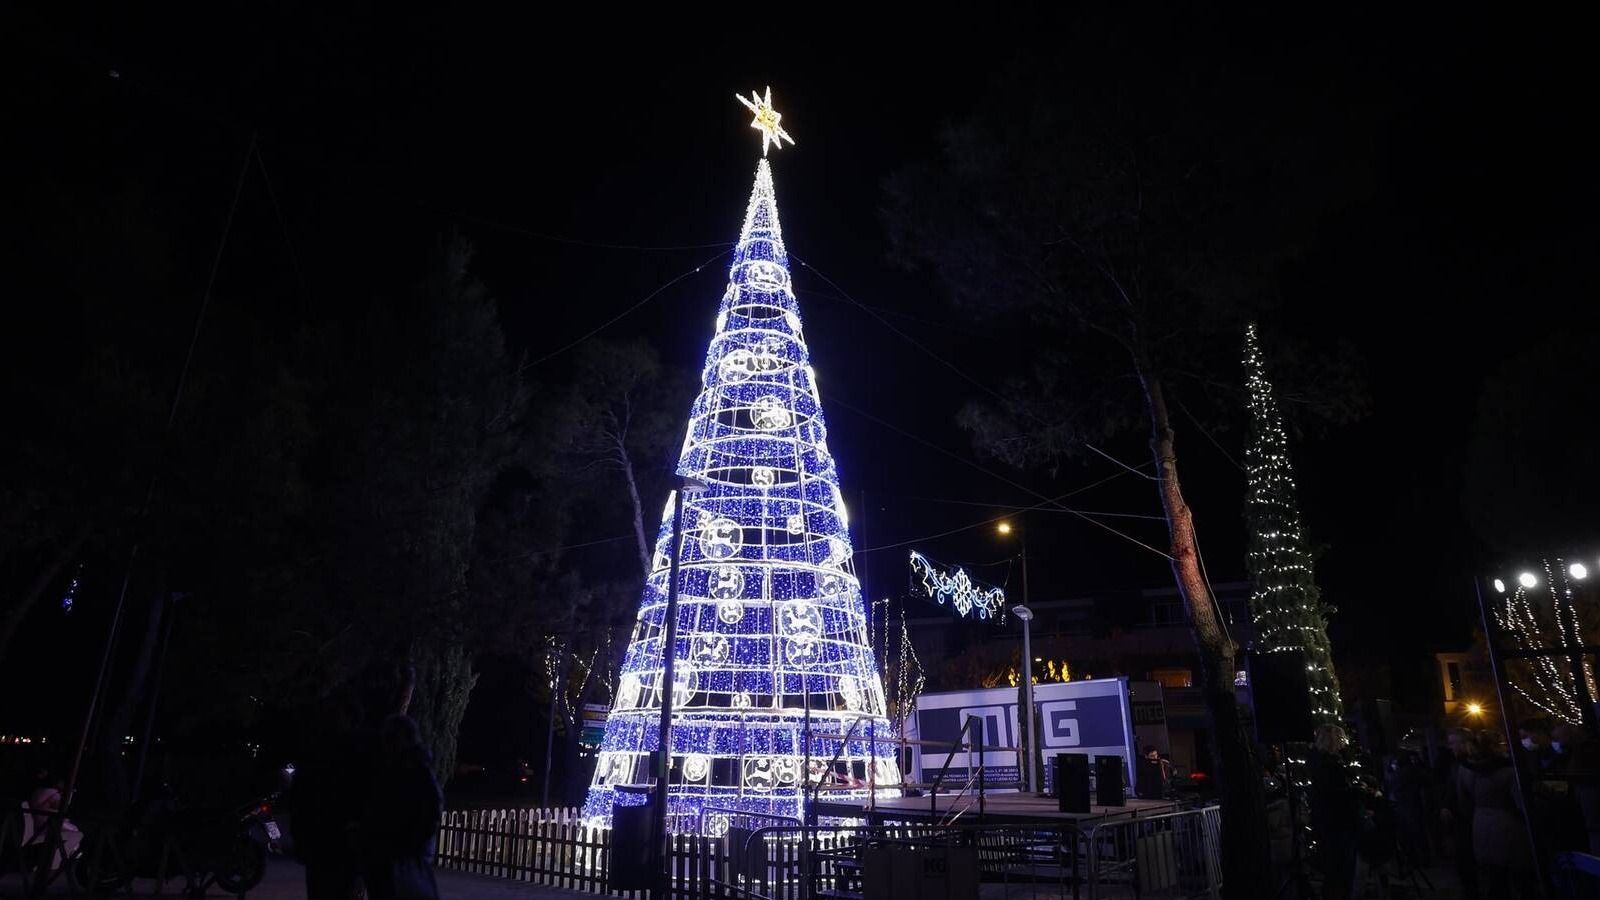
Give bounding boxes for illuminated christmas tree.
[1243,324,1343,726]
[581,90,899,834]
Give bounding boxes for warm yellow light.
[1466,702,1484,716]
[997,521,1013,535]
[735,86,795,157]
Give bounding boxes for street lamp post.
[654,475,706,900]
[1013,605,1037,793]
[999,519,1038,794]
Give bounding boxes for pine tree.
[1243,323,1343,726]
[580,154,898,833]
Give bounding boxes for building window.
[1447,662,1463,699]
[1150,668,1193,689]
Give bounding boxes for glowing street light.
[1013,604,1038,794]
[1519,572,1538,589]
[1465,702,1484,717]
[1571,563,1589,581]
[997,519,1035,792]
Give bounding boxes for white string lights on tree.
[1490,558,1599,725]
[1243,324,1344,725]
[907,551,1007,620]
[893,605,926,727]
[581,93,899,833]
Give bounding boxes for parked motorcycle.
[66,786,287,898]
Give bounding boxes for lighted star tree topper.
[736,86,795,157]
[581,91,899,834]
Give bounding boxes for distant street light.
[1466,702,1484,717]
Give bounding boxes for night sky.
[6,7,1598,723]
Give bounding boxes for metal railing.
[1083,804,1223,899]
[432,803,1221,900]
[1556,851,1600,899]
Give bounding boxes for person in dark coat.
[1309,724,1359,900]
[1385,751,1431,865]
[293,662,416,900]
[1554,723,1600,853]
[359,714,443,900]
[291,703,367,900]
[1458,735,1536,899]
[1438,729,1479,899]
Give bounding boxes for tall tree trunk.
[410,639,479,788]
[1139,365,1271,899]
[0,522,91,665]
[560,647,605,807]
[99,571,167,810]
[618,445,652,578]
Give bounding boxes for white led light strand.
[1491,558,1596,725]
[1243,325,1345,724]
[581,139,899,832]
[907,550,1007,620]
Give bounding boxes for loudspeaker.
[1095,755,1125,807]
[1055,753,1090,813]
[1247,648,1317,745]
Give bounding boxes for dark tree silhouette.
[882,43,1359,894]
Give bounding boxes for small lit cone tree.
[581,139,899,833]
[1492,562,1598,725]
[1243,324,1344,727]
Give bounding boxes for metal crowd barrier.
[726,805,1221,900]
[1556,851,1600,900]
[1083,805,1223,899]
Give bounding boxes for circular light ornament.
[700,518,742,559]
[1492,578,1506,594]
[709,566,745,600]
[750,395,792,430]
[1519,572,1538,589]
[683,754,710,782]
[717,600,745,625]
[1571,563,1589,581]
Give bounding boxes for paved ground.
[2,858,594,898]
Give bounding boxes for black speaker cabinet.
[1095,755,1125,807]
[608,799,654,891]
[1247,648,1317,745]
[1055,752,1090,813]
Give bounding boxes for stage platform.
[814,792,1181,825]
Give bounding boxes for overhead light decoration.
[907,551,1007,620]
[581,94,897,832]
